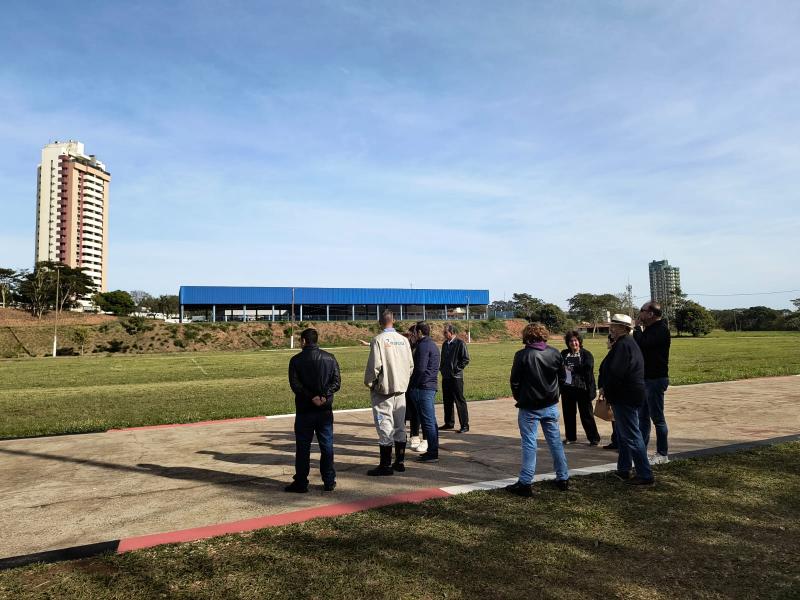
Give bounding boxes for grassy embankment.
[1,442,798,599]
[1,331,799,439]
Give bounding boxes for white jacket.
[364,329,414,395]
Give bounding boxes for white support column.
[212,305,216,322]
[400,305,403,320]
[271,305,275,322]
[352,305,356,320]
[444,304,447,320]
[423,304,426,320]
[300,304,303,321]
[376,304,380,320]
[326,305,330,321]
[180,305,184,323]
[243,305,247,322]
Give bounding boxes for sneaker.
[284,481,308,493]
[416,453,439,463]
[409,436,421,450]
[625,476,655,486]
[323,481,336,492]
[415,440,428,453]
[649,453,670,465]
[553,479,569,492]
[366,465,394,476]
[505,481,533,498]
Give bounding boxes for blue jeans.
[614,402,653,480]
[410,388,439,456]
[639,378,669,456]
[517,404,569,485]
[294,410,335,486]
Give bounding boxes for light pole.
[290,287,295,349]
[52,265,63,358]
[466,295,471,344]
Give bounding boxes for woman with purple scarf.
[506,322,570,498]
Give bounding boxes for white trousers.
[371,391,407,446]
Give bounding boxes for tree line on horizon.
[488,292,800,335]
[1,265,798,334]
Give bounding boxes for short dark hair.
[444,323,457,334]
[564,330,583,347]
[300,328,318,345]
[649,302,663,317]
[379,310,394,327]
[415,321,430,336]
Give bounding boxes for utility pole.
[466,295,471,344]
[52,265,63,357]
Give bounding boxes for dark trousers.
[406,390,421,437]
[442,377,469,428]
[411,388,439,455]
[294,410,335,487]
[561,387,600,443]
[613,402,652,480]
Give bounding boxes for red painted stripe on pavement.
[107,416,267,432]
[117,487,452,553]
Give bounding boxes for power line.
[633,288,800,299]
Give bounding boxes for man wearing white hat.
[598,314,654,485]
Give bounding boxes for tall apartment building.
[648,259,681,304]
[35,141,111,292]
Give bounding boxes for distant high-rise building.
[648,259,681,305]
[35,141,111,291]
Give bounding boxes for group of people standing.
[284,303,670,496]
[285,310,471,492]
[505,301,671,497]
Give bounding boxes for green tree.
[567,293,622,336]
[0,267,19,308]
[511,293,544,321]
[675,301,716,336]
[94,290,136,316]
[739,306,780,331]
[55,264,96,313]
[129,290,154,312]
[532,303,567,332]
[154,294,180,318]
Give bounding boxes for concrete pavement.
[1,375,798,564]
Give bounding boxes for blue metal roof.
[179,286,490,306]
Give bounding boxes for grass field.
[2,331,799,439]
[1,442,797,599]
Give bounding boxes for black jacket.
[288,344,341,413]
[558,348,597,400]
[598,335,645,407]
[633,319,671,379]
[440,337,470,379]
[510,344,563,410]
[410,336,440,390]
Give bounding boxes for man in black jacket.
[286,328,341,493]
[598,315,653,485]
[506,322,569,497]
[634,301,671,464]
[408,322,441,463]
[439,324,471,433]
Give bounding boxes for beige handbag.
[593,397,614,421]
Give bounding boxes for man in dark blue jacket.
[408,322,441,463]
[286,328,341,493]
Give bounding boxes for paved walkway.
[1,375,798,563]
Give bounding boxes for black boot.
[392,441,407,472]
[367,445,394,476]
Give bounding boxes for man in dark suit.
[439,323,471,433]
[286,328,341,493]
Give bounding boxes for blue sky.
[1,1,798,309]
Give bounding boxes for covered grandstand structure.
[178,286,490,323]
